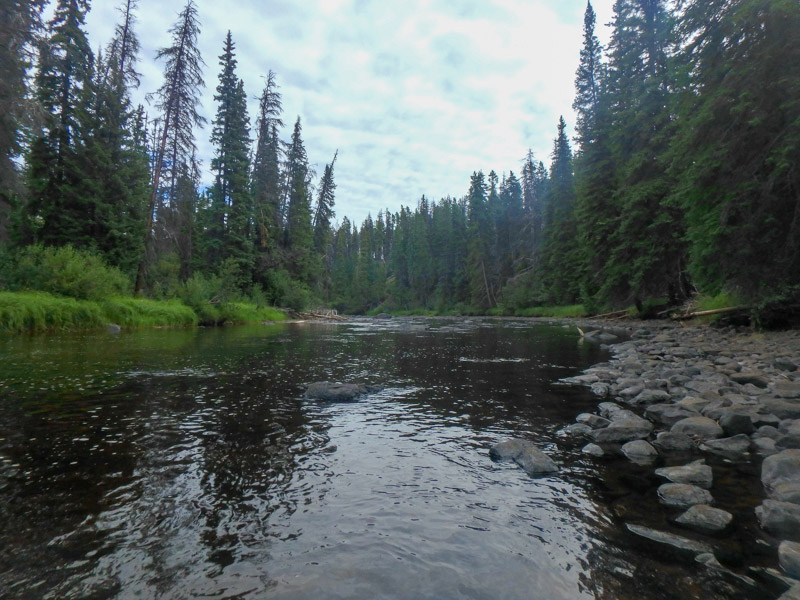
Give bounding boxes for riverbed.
[0,318,774,599]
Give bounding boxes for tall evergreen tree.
[251,70,283,252]
[313,150,337,253]
[136,0,205,292]
[573,1,604,150]
[284,117,313,281]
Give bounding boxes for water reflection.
[0,319,772,599]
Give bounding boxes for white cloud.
[82,0,617,226]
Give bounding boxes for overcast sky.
[81,0,616,226]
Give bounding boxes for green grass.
[694,292,742,312]
[0,292,286,333]
[514,304,588,318]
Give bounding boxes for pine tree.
[0,0,45,238]
[573,1,604,150]
[466,171,494,308]
[284,117,313,281]
[209,31,252,277]
[313,150,337,253]
[24,0,94,248]
[136,0,205,292]
[251,70,283,252]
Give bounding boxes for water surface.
[0,319,773,599]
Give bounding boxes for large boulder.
[658,483,714,508]
[655,461,713,489]
[671,416,724,441]
[675,504,733,533]
[755,500,800,540]
[304,382,380,402]
[490,439,559,476]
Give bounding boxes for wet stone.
[576,413,611,429]
[699,434,751,460]
[655,461,713,489]
[626,523,712,555]
[658,483,714,508]
[675,504,733,533]
[621,440,658,464]
[489,439,559,476]
[762,449,800,498]
[560,423,592,436]
[304,382,380,402]
[780,541,800,580]
[582,443,605,457]
[718,411,756,436]
[645,404,700,427]
[653,431,695,453]
[671,416,724,441]
[629,389,671,406]
[755,500,800,541]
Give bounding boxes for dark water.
[0,319,776,599]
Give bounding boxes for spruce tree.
[573,1,604,150]
[284,117,313,281]
[251,70,283,252]
[313,150,337,254]
[136,0,205,292]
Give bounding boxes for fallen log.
[672,306,749,320]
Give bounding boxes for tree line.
[325,0,800,319]
[1,0,799,319]
[1,0,336,309]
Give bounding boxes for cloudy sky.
[81,0,616,226]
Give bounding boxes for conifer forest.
[1,0,799,325]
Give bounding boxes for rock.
[658,483,714,508]
[754,425,782,440]
[576,413,611,429]
[676,396,713,412]
[777,434,800,450]
[755,500,800,540]
[774,382,800,399]
[761,398,800,420]
[560,423,592,436]
[621,440,658,464]
[107,323,121,334]
[645,404,700,427]
[718,411,756,436]
[675,504,733,533]
[775,357,799,372]
[304,382,379,402]
[626,523,712,555]
[762,449,800,498]
[629,389,671,406]
[590,382,610,398]
[779,584,800,600]
[582,443,605,457]
[656,461,713,489]
[699,434,751,460]
[590,417,653,443]
[374,313,392,319]
[618,384,645,400]
[652,431,696,453]
[598,402,625,419]
[489,439,559,475]
[731,371,770,388]
[780,541,800,579]
[753,437,779,456]
[671,416,724,441]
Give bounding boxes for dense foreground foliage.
[1,1,798,323]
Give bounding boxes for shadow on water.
[0,319,775,599]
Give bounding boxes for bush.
[9,245,130,300]
[0,291,105,332]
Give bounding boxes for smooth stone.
[754,425,782,440]
[645,404,700,427]
[489,439,559,475]
[755,500,800,540]
[753,437,779,456]
[775,382,800,399]
[718,411,756,436]
[676,396,713,412]
[771,482,800,504]
[658,483,714,508]
[598,402,625,419]
[762,449,800,497]
[671,416,724,441]
[652,431,696,453]
[561,423,592,436]
[761,398,800,420]
[775,357,799,372]
[777,434,800,450]
[699,434,751,460]
[655,461,713,489]
[590,382,610,398]
[626,523,712,554]
[576,413,612,429]
[621,440,658,464]
[582,443,605,457]
[590,419,653,443]
[780,541,800,579]
[730,371,770,388]
[304,382,379,402]
[675,504,733,533]
[629,389,671,406]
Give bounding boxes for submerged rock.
[657,483,714,508]
[626,523,712,555]
[489,439,559,476]
[304,382,380,402]
[655,461,713,489]
[582,443,605,457]
[675,504,733,533]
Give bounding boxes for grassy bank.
[0,291,286,334]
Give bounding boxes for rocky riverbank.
[557,318,800,598]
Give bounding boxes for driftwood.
[285,308,347,321]
[591,309,630,320]
[671,306,749,321]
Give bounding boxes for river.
[0,318,772,599]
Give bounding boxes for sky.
[80,0,617,227]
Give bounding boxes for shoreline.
[557,317,800,598]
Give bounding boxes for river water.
[0,318,775,599]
